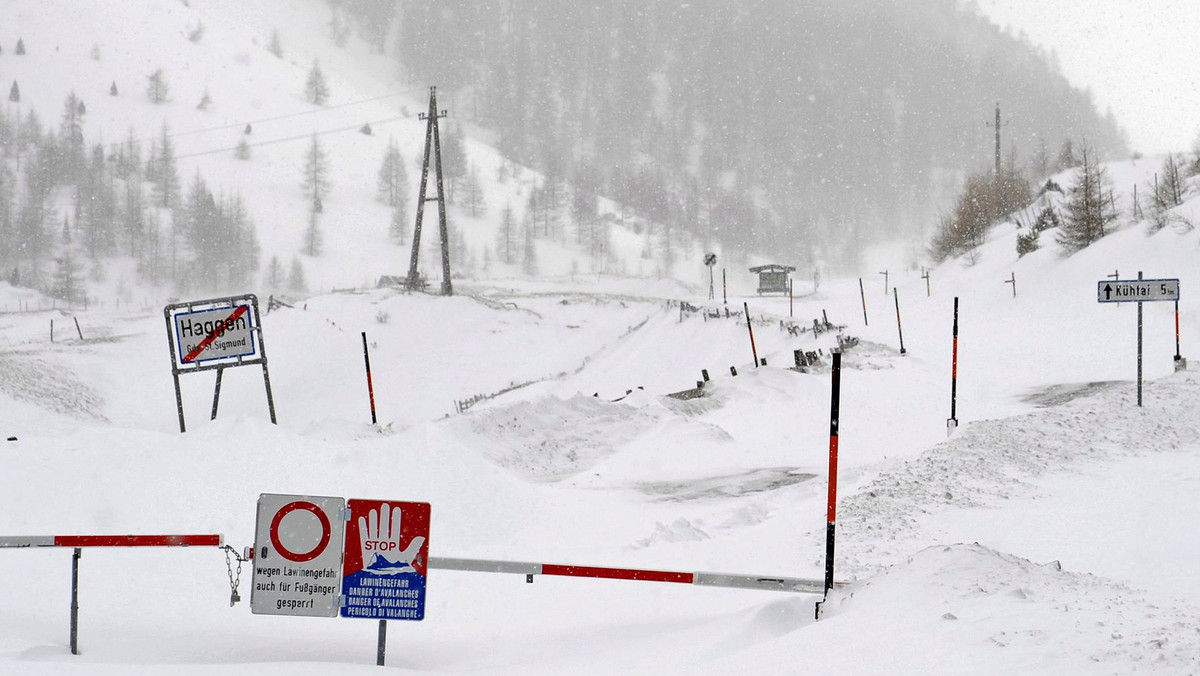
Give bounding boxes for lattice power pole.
[406,87,453,296]
[986,102,1009,177]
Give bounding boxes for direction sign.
[1098,279,1179,303]
[251,493,346,617]
[704,252,717,267]
[341,500,431,621]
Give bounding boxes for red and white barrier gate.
[428,556,828,594]
[0,534,224,655]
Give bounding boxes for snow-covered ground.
[3,208,1200,673]
[4,0,1200,673]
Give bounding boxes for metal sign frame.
[164,294,276,432]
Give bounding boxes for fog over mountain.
[354,0,1127,268]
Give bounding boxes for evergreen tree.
[389,205,407,244]
[0,162,14,266]
[305,60,330,105]
[520,211,538,276]
[109,81,118,96]
[376,137,409,209]
[463,163,486,217]
[288,256,308,292]
[197,88,212,111]
[123,174,146,256]
[264,255,284,290]
[1148,154,1189,232]
[440,123,467,201]
[496,203,517,264]
[59,92,87,181]
[269,29,284,58]
[301,133,330,203]
[146,68,169,104]
[15,38,25,55]
[53,218,85,306]
[151,122,181,209]
[138,212,165,286]
[1057,144,1115,255]
[9,81,19,103]
[304,207,322,257]
[80,144,116,259]
[234,138,251,160]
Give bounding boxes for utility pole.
[406,87,453,296]
[986,102,1009,178]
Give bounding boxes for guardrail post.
[70,547,80,655]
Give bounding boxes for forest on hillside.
[334,0,1127,269]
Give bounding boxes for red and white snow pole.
[1175,298,1183,366]
[744,302,759,367]
[819,351,842,616]
[948,296,959,435]
[859,277,868,325]
[361,332,377,424]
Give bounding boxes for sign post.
[704,253,717,301]
[1097,274,1180,406]
[164,294,275,432]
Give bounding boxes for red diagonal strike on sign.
[183,305,248,363]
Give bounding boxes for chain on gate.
[221,545,249,606]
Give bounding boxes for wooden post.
[1005,272,1016,297]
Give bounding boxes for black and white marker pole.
[948,296,959,436]
[893,287,906,355]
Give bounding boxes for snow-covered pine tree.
[1056,144,1115,255]
[301,133,330,203]
[146,69,169,104]
[305,60,330,105]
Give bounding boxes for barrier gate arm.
[0,534,224,655]
[428,556,833,594]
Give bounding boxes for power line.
[168,89,420,141]
[175,114,408,160]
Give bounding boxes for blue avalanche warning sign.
[340,500,430,620]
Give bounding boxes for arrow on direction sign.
[1104,284,1113,300]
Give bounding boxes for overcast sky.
[973,0,1200,156]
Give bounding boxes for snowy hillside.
[1,0,721,307]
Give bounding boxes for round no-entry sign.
[251,493,346,617]
[269,500,332,562]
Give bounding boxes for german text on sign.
[172,305,256,363]
[251,493,346,617]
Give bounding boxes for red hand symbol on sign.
[358,503,425,573]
